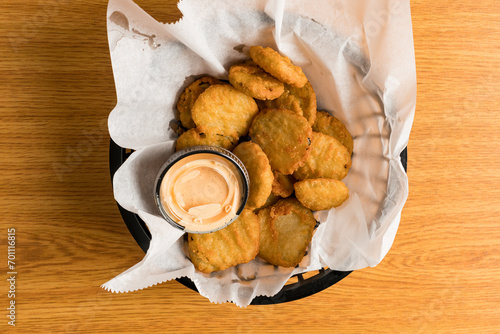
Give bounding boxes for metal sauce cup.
[154,145,249,234]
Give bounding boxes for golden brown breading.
[294,178,349,211]
[293,132,351,181]
[232,142,274,210]
[188,209,260,273]
[271,170,295,198]
[191,84,259,137]
[257,193,281,211]
[260,82,317,125]
[259,89,301,115]
[258,198,316,267]
[249,108,312,175]
[313,111,354,154]
[228,62,284,100]
[255,99,272,113]
[175,126,238,151]
[286,82,317,125]
[249,46,308,88]
[176,76,222,129]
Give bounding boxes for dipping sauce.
[157,152,247,233]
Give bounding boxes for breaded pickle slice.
[249,46,308,88]
[293,132,351,181]
[177,76,222,129]
[258,198,316,267]
[313,111,353,154]
[188,209,259,273]
[175,126,238,151]
[294,178,349,211]
[233,142,274,210]
[249,108,312,175]
[229,62,284,100]
[191,84,259,137]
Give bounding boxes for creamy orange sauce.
[159,153,243,232]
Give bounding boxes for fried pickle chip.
[188,209,259,273]
[233,142,274,210]
[249,108,312,175]
[260,82,317,125]
[249,46,308,88]
[271,170,295,198]
[293,132,352,181]
[228,62,284,100]
[294,178,349,211]
[175,126,238,151]
[258,198,316,267]
[191,84,259,137]
[177,76,222,129]
[313,111,354,154]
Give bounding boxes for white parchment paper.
[102,0,416,306]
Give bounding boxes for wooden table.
[1,0,499,332]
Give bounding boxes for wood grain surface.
[1,0,499,333]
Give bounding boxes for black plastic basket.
[109,139,407,304]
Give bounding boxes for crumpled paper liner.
[102,0,416,307]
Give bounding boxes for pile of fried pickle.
[175,46,353,274]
